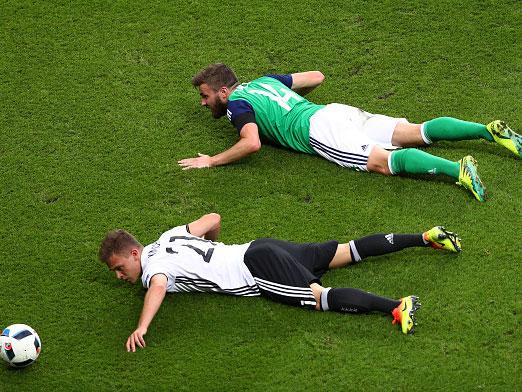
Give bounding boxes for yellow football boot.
[486,120,522,158]
[423,226,462,252]
[392,295,421,335]
[457,156,486,202]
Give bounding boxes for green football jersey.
[228,76,324,154]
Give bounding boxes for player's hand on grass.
[126,327,147,352]
[178,153,212,170]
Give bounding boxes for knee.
[311,283,325,311]
[367,160,391,175]
[392,122,424,147]
[367,149,392,175]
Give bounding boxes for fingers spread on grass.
[126,331,142,352]
[178,154,211,169]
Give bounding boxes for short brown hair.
[192,63,239,91]
[98,229,142,264]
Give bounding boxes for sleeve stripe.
[265,74,293,88]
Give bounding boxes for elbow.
[242,137,261,154]
[249,139,262,153]
[315,71,325,85]
[207,212,221,225]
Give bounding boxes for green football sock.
[423,117,493,143]
[390,149,460,179]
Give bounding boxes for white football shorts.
[309,103,407,171]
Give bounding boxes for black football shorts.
[243,238,338,309]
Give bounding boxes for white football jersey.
[140,225,260,296]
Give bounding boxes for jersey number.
[166,236,215,263]
[250,83,302,111]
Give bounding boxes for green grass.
[1,0,521,390]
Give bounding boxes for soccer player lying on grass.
[179,64,522,202]
[99,213,462,352]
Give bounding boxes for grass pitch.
[1,0,521,390]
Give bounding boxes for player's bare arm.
[126,273,168,352]
[290,71,325,96]
[188,213,221,241]
[177,123,261,170]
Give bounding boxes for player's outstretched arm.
[126,274,168,352]
[188,213,221,241]
[178,123,261,170]
[290,71,325,96]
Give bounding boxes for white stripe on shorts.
[254,277,316,299]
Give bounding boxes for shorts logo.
[361,144,369,152]
[341,307,359,313]
[385,233,394,244]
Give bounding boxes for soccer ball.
[0,324,41,367]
